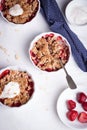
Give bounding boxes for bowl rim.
[65,0,87,26]
[0,0,40,25]
[0,65,35,108]
[29,31,71,73]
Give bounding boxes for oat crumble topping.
[0,69,34,107]
[30,33,70,72]
[2,0,39,24]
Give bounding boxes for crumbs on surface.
[45,108,49,111]
[0,32,2,36]
[14,28,20,32]
[15,53,20,60]
[38,86,46,92]
[0,45,9,55]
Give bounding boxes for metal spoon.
[59,59,77,89]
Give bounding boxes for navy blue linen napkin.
[40,0,87,72]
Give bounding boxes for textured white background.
[0,0,87,130]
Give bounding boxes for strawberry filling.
[30,33,70,72]
[57,36,63,41]
[44,33,54,38]
[45,68,54,72]
[0,69,10,79]
[30,50,36,57]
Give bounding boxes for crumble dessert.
[30,33,70,72]
[0,69,34,107]
[1,0,39,24]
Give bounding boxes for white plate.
[65,0,87,25]
[57,85,87,129]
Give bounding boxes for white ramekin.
[29,32,71,73]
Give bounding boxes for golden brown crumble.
[30,33,70,72]
[2,0,39,24]
[0,69,34,107]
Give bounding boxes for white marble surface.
[0,0,87,130]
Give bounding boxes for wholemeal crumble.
[30,33,70,72]
[2,0,39,24]
[0,69,34,107]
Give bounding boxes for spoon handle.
[66,74,77,89]
[59,59,77,89]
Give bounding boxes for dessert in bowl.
[0,0,40,24]
[0,66,34,107]
[29,32,70,72]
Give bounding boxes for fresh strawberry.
[82,102,87,111]
[0,69,10,79]
[78,112,87,123]
[67,100,76,110]
[67,110,78,121]
[76,92,86,103]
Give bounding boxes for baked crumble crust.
[30,33,70,72]
[0,69,34,107]
[2,0,39,24]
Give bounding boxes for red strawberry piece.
[28,81,34,88]
[44,34,49,38]
[44,33,54,38]
[57,36,63,41]
[30,50,36,57]
[32,57,39,65]
[28,87,34,97]
[78,112,87,123]
[39,64,44,67]
[67,100,76,110]
[45,68,53,72]
[11,102,21,107]
[82,102,87,111]
[49,33,54,37]
[0,69,10,79]
[67,110,78,121]
[0,5,2,11]
[76,92,86,103]
[0,0,4,11]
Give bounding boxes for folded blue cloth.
[40,0,87,72]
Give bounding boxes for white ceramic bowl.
[29,32,71,72]
[65,0,87,26]
[0,0,40,25]
[0,65,34,108]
